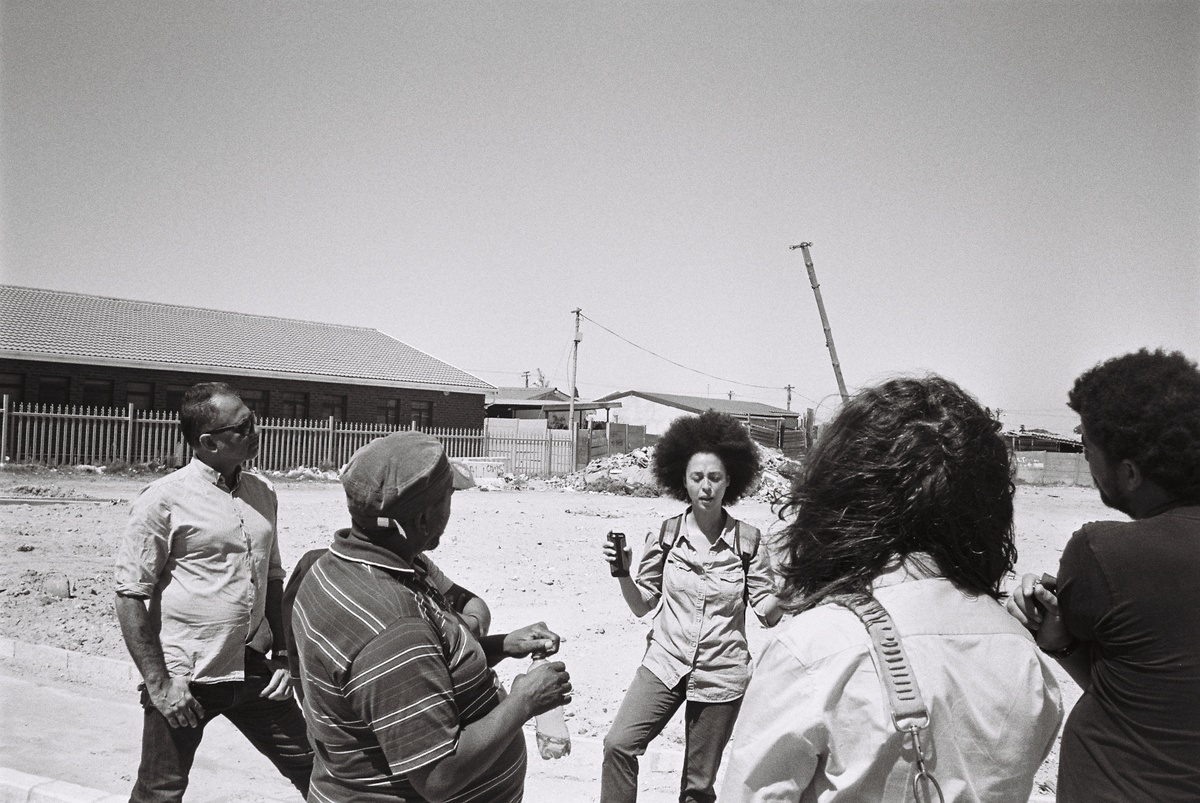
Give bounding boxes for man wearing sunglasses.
[115,382,313,802]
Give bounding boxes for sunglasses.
[204,413,256,437]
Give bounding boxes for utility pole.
[568,308,582,452]
[789,242,850,403]
[521,371,530,388]
[785,384,794,411]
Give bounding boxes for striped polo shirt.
[293,526,526,803]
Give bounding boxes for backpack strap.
[733,521,760,607]
[659,514,685,558]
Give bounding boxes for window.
[165,384,191,413]
[317,394,347,421]
[38,376,70,406]
[279,391,309,420]
[240,389,269,417]
[410,400,433,430]
[81,379,114,408]
[377,398,402,426]
[126,381,154,410]
[0,373,24,404]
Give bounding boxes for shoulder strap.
[842,596,945,803]
[659,514,684,557]
[733,521,760,606]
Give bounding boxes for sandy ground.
[0,467,1115,798]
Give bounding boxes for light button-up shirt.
[115,458,284,683]
[634,509,777,703]
[721,558,1063,802]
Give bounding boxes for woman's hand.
[601,535,632,576]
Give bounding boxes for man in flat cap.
[291,431,571,802]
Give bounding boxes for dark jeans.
[129,649,313,803]
[601,665,742,803]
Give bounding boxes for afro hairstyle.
[1069,349,1200,502]
[652,410,761,505]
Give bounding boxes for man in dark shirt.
[1009,349,1200,801]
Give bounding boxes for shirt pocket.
[664,549,698,597]
[710,565,745,607]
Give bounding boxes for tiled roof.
[0,285,492,392]
[596,390,798,418]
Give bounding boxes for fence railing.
[0,398,588,476]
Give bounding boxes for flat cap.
[341,431,472,528]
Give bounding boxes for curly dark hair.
[1068,349,1200,503]
[776,375,1016,613]
[652,410,761,505]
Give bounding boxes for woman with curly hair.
[599,410,781,803]
[720,376,1062,803]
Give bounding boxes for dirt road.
[0,468,1114,797]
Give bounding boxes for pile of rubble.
[548,444,800,501]
[266,466,341,482]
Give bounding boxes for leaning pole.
[789,242,849,404]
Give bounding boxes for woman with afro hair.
[600,410,781,803]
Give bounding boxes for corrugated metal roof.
[596,390,798,418]
[1003,429,1082,446]
[1,285,492,392]
[488,387,571,402]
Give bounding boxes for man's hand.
[503,622,561,658]
[1008,573,1075,653]
[1006,572,1046,632]
[147,676,205,728]
[260,660,293,700]
[510,659,572,718]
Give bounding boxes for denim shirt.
[633,508,777,702]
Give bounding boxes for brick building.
[0,285,492,427]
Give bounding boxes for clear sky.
[2,1,1196,432]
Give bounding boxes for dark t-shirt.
[1056,505,1200,802]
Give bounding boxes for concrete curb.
[0,638,138,694]
[0,767,125,803]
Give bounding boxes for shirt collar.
[328,524,418,575]
[188,457,241,493]
[871,552,942,589]
[683,506,738,548]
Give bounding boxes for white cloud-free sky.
[3,1,1197,432]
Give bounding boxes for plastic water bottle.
[531,655,571,759]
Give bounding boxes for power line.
[579,312,818,404]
